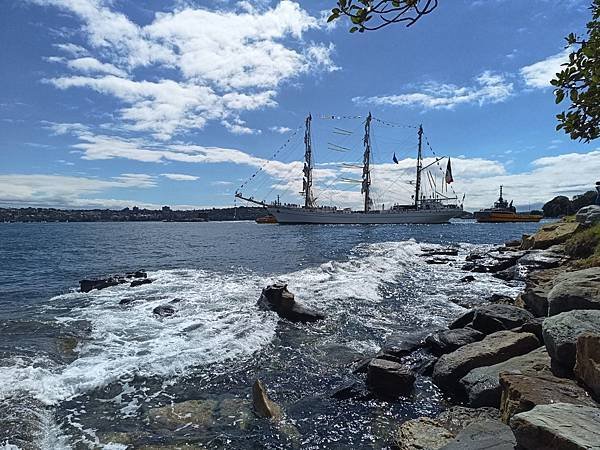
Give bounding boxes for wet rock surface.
[153,305,176,317]
[257,283,324,323]
[471,304,534,334]
[436,406,500,435]
[575,333,600,400]
[393,417,454,450]
[542,309,600,370]
[547,267,600,315]
[252,379,282,420]
[426,328,485,355]
[131,278,153,288]
[439,419,516,450]
[510,403,600,450]
[366,358,415,398]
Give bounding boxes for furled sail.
[445,158,454,184]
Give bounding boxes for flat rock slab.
[436,406,500,435]
[460,347,551,408]
[547,267,600,315]
[432,331,539,395]
[499,372,596,423]
[511,403,600,450]
[542,309,600,370]
[531,221,581,250]
[367,358,415,398]
[393,417,454,450]
[439,420,516,450]
[426,328,485,355]
[575,333,600,400]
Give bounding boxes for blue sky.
[1,0,598,210]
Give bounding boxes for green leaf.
[555,90,565,104]
[349,26,358,33]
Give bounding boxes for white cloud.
[161,173,199,181]
[35,0,337,139]
[54,43,88,57]
[520,49,570,89]
[269,126,292,134]
[221,118,262,135]
[355,71,513,110]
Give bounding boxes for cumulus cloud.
[34,0,337,139]
[355,71,513,110]
[520,49,570,89]
[269,126,292,134]
[162,173,199,181]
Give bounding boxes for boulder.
[153,305,175,317]
[460,347,551,408]
[330,382,371,401]
[471,304,534,334]
[510,403,600,450]
[257,283,324,323]
[449,310,476,329]
[521,234,535,250]
[574,333,600,400]
[488,294,515,305]
[460,275,476,283]
[252,379,282,420]
[148,399,218,430]
[576,204,600,226]
[366,358,415,398]
[426,328,485,355]
[512,317,545,343]
[380,329,434,358]
[505,239,522,248]
[432,331,539,395]
[547,267,600,315]
[393,417,454,450]
[530,221,581,250]
[499,373,596,424]
[130,278,152,288]
[542,309,600,370]
[439,420,516,450]
[521,286,550,317]
[79,277,120,292]
[436,406,500,435]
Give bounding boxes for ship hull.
[474,211,543,223]
[267,206,462,224]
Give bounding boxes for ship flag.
[392,153,399,164]
[445,158,454,184]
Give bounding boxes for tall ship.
[474,186,543,223]
[236,113,463,224]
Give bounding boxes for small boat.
[474,186,543,223]
[255,215,277,224]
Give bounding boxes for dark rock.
[575,204,600,226]
[512,317,545,343]
[152,305,175,317]
[518,250,564,271]
[79,277,120,293]
[432,331,540,395]
[542,309,600,371]
[436,406,500,435]
[380,329,434,358]
[547,267,600,315]
[421,247,459,257]
[492,266,517,281]
[252,379,282,420]
[440,420,516,450]
[257,283,324,323]
[499,373,596,423]
[449,310,476,329]
[521,286,550,317]
[119,298,134,306]
[471,304,534,334]
[462,251,525,274]
[489,294,515,305]
[426,258,454,264]
[330,382,371,401]
[426,328,485,355]
[575,333,600,401]
[126,270,147,279]
[130,278,152,288]
[460,275,476,283]
[352,357,372,374]
[505,239,522,248]
[460,347,551,408]
[511,403,600,450]
[366,358,415,398]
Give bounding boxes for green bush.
[565,224,600,259]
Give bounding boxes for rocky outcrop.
[130,278,152,288]
[499,372,595,423]
[436,406,500,435]
[547,267,600,315]
[575,333,600,400]
[257,284,324,323]
[542,309,600,370]
[432,331,539,395]
[393,417,454,450]
[576,204,600,226]
[439,420,516,450]
[366,358,415,398]
[510,403,600,450]
[462,250,525,274]
[79,277,122,292]
[460,347,551,407]
[252,379,282,420]
[529,221,581,250]
[426,328,485,355]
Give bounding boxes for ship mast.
[362,113,372,212]
[415,124,423,208]
[303,114,314,208]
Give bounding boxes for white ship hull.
[267,206,462,224]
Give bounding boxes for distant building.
[162,206,171,212]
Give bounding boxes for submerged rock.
[126,270,147,279]
[542,309,600,370]
[153,305,175,317]
[257,283,324,323]
[510,403,600,450]
[426,328,485,355]
[330,382,371,401]
[440,420,516,450]
[393,417,454,450]
[460,347,551,408]
[366,358,415,398]
[575,333,600,400]
[499,372,596,423]
[432,331,539,395]
[79,277,121,292]
[547,267,600,315]
[252,379,282,420]
[148,399,218,430]
[130,278,152,288]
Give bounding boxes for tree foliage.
[327,0,438,33]
[551,0,600,142]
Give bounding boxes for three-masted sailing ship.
[236,113,463,224]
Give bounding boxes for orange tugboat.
[255,215,277,224]
[474,186,543,223]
